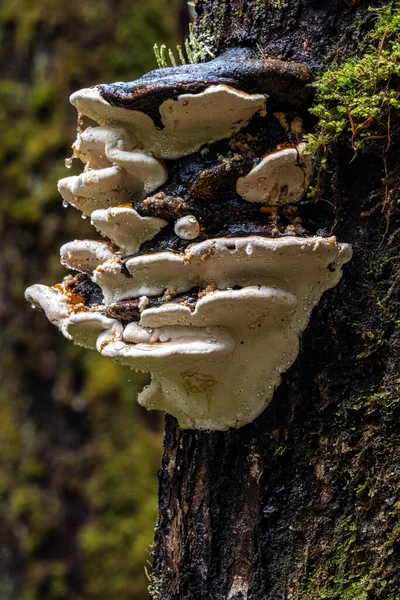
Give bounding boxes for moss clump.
[153,23,215,68]
[305,3,400,165]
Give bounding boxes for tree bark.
[151,1,400,599]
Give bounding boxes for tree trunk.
[151,2,400,599]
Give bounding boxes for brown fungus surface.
[98,48,314,128]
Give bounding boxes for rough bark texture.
[151,2,400,599]
[195,0,383,70]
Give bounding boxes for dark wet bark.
[151,2,400,599]
[195,0,384,71]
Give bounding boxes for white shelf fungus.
[91,236,350,305]
[236,143,313,205]
[58,145,167,217]
[26,236,351,429]
[91,205,167,255]
[70,85,266,159]
[60,240,115,274]
[26,58,352,430]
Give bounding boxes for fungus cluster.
[26,50,352,430]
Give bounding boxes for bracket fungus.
[60,240,115,274]
[236,143,313,205]
[91,206,168,255]
[70,84,267,160]
[58,127,168,216]
[26,50,352,430]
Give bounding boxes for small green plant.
[153,23,215,68]
[305,3,400,163]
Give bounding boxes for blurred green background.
[0,1,187,598]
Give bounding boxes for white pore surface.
[25,284,72,336]
[92,236,350,304]
[58,126,167,216]
[91,206,167,255]
[25,283,121,349]
[28,235,352,429]
[60,240,115,273]
[26,79,353,430]
[93,235,351,429]
[69,85,267,159]
[236,143,313,205]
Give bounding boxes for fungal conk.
[26,49,352,430]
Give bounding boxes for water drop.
[62,199,69,208]
[81,213,87,220]
[64,157,73,169]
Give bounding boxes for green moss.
[295,358,400,600]
[297,418,400,599]
[154,23,215,68]
[305,3,400,164]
